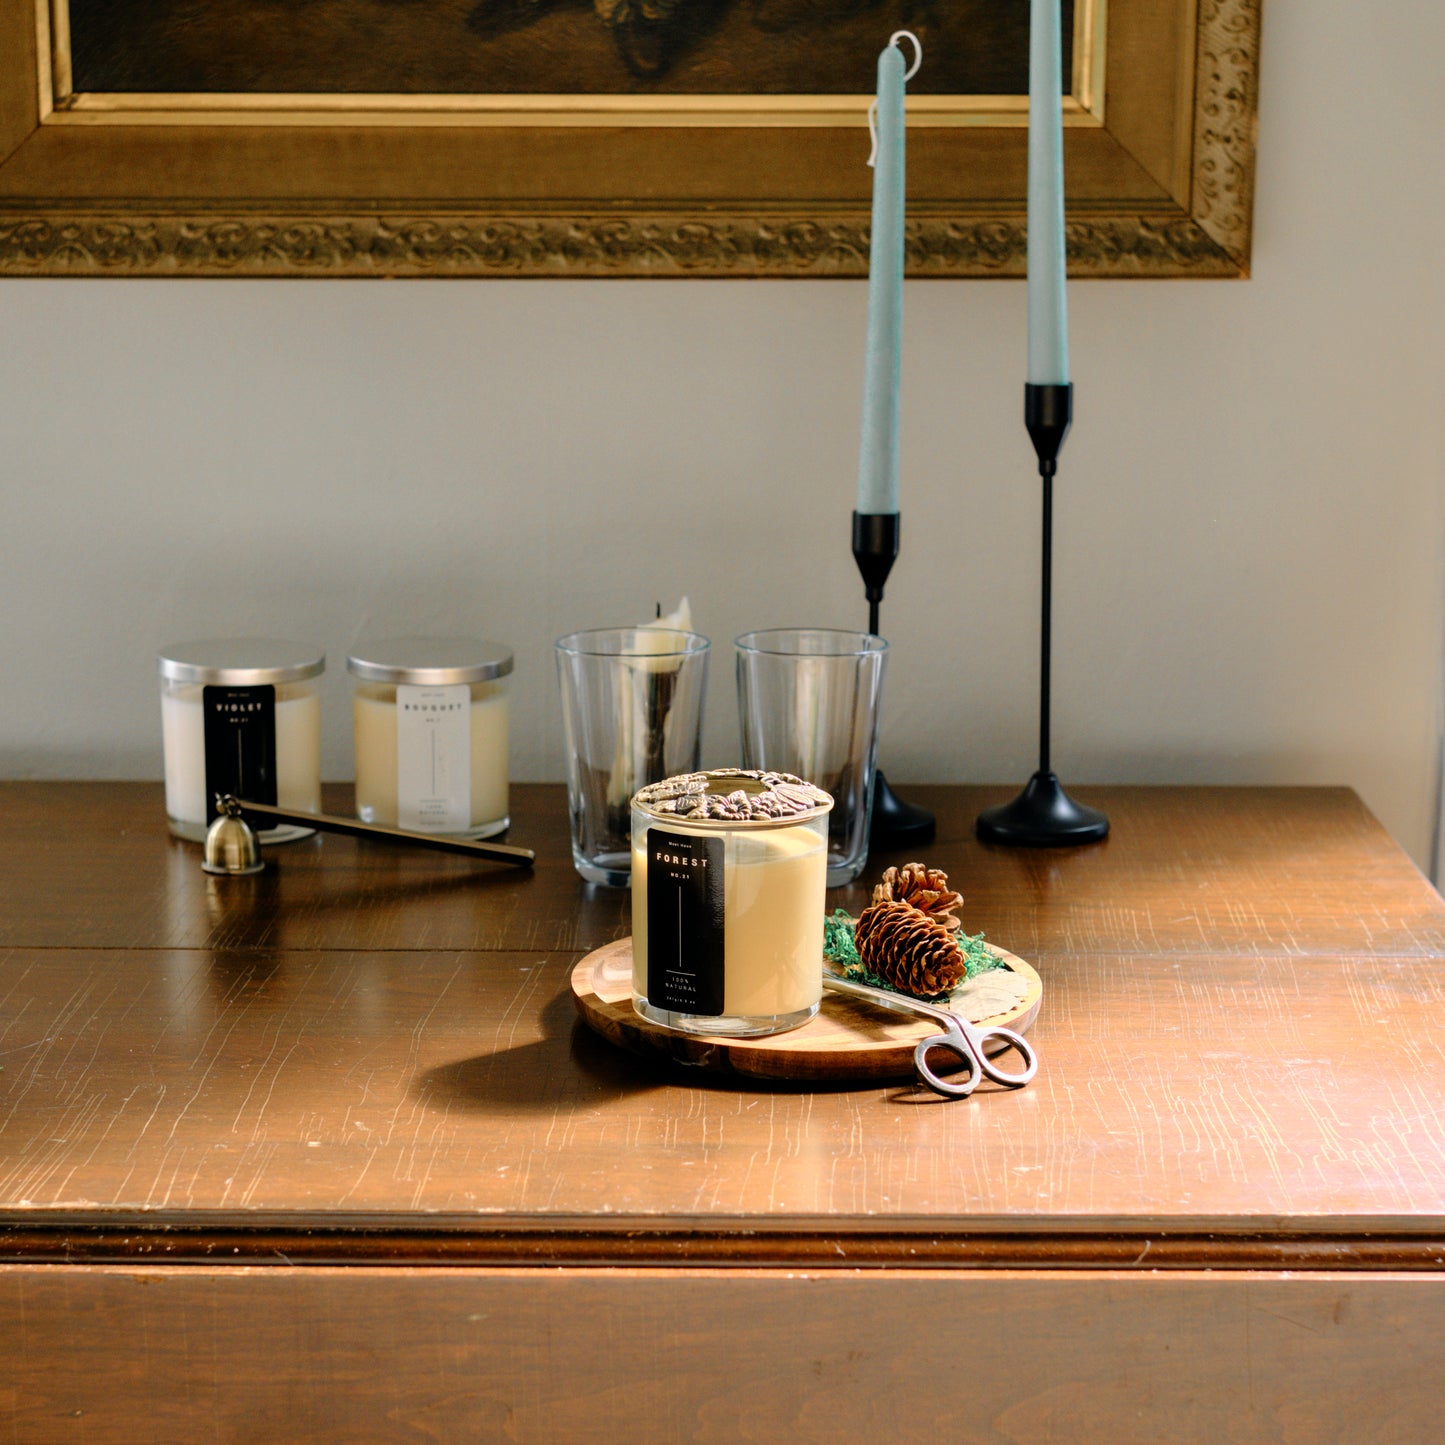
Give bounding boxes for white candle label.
[396,684,471,833]
[202,685,276,820]
[646,828,724,1014]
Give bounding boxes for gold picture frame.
[0,0,1259,277]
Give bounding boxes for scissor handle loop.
[971,1026,1039,1088]
[914,1033,980,1099]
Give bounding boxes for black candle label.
[646,828,725,1015]
[203,684,277,821]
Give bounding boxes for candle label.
[646,828,724,1015]
[202,684,276,820]
[396,683,471,833]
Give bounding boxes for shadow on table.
[417,983,985,1108]
[413,987,664,1112]
[190,837,531,922]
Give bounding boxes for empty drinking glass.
[735,628,887,886]
[556,627,710,886]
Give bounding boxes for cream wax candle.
[630,769,832,1038]
[604,596,695,814]
[158,640,324,843]
[348,638,513,838]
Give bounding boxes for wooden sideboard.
[2,782,1443,1441]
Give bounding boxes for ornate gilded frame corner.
[0,0,1259,278]
[1187,0,1261,271]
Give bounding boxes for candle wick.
[868,32,923,166]
[888,30,923,82]
[655,602,662,619]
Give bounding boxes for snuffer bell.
[202,796,266,876]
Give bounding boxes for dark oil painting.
[67,0,1074,97]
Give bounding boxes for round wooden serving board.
[570,937,1042,1085]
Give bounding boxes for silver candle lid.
[346,637,514,686]
[158,639,325,686]
[634,768,833,824]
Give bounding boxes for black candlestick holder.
[976,383,1108,847]
[852,511,936,849]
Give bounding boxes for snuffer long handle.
[226,797,535,868]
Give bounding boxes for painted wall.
[2,0,1443,870]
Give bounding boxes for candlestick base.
[976,771,1108,847]
[870,770,935,849]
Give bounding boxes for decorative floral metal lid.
[633,768,832,824]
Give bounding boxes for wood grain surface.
[1,1266,1441,1445]
[0,784,1442,1243]
[2,782,1444,1435]
[569,936,1042,1083]
[0,943,1442,1229]
[3,783,1441,958]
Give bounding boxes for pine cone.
[871,863,964,933]
[855,899,967,997]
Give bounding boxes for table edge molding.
[4,1218,1443,1272]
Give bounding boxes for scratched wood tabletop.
[1,782,1443,1241]
[3,782,1445,1441]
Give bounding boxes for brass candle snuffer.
[202,795,535,876]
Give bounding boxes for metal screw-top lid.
[346,637,515,686]
[158,639,325,686]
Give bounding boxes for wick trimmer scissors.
[824,973,1038,1100]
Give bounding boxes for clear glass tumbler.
[735,628,887,886]
[555,627,710,886]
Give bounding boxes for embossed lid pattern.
[633,768,832,824]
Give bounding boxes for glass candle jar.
[158,639,324,843]
[347,637,513,839]
[630,769,833,1038]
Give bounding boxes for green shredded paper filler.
[822,909,1001,1003]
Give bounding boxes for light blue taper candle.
[1027,0,1069,385]
[855,40,907,516]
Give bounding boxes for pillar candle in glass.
[630,769,833,1038]
[348,638,513,839]
[158,639,324,843]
